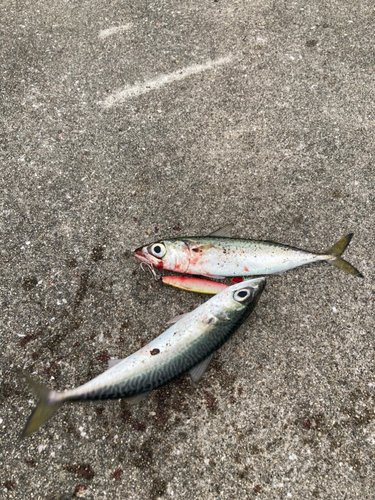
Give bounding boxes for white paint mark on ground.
[101,55,233,108]
[99,24,132,39]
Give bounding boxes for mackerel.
[19,278,265,437]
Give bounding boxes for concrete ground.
[0,0,374,498]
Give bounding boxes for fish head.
[134,240,191,273]
[209,277,266,324]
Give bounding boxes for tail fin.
[325,234,363,278]
[17,370,63,438]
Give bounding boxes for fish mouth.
[134,247,152,265]
[243,277,266,292]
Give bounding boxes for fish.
[18,278,266,437]
[162,275,229,294]
[162,276,252,294]
[134,225,363,279]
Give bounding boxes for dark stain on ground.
[40,326,71,354]
[73,485,87,497]
[33,244,113,358]
[296,393,375,466]
[22,276,37,290]
[303,419,312,430]
[0,380,21,401]
[248,444,262,455]
[99,351,108,363]
[4,480,16,491]
[348,456,363,473]
[149,477,167,499]
[154,386,172,428]
[341,403,375,427]
[111,468,123,480]
[330,188,342,199]
[19,332,38,347]
[206,357,237,392]
[73,271,89,311]
[44,361,61,382]
[202,389,217,412]
[90,244,105,262]
[132,421,146,431]
[237,465,249,479]
[25,458,37,467]
[132,439,154,468]
[306,39,317,47]
[94,405,105,417]
[123,250,132,259]
[119,400,147,432]
[120,400,132,422]
[119,319,131,332]
[64,463,95,480]
[64,418,78,436]
[66,257,78,268]
[293,214,304,225]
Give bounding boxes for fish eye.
[233,289,252,302]
[149,243,166,259]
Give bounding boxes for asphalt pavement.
[0,0,374,499]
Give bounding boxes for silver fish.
[19,278,265,437]
[134,225,363,279]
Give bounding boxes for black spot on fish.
[150,349,160,356]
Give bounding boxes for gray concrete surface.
[0,0,374,498]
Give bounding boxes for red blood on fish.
[230,278,244,284]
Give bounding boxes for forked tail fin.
[17,370,63,438]
[325,234,363,278]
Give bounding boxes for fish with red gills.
[134,224,363,279]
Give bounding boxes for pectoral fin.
[126,391,151,405]
[189,353,215,383]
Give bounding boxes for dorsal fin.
[208,223,233,238]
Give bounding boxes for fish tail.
[325,234,363,278]
[17,370,64,438]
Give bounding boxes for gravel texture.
[0,0,374,499]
